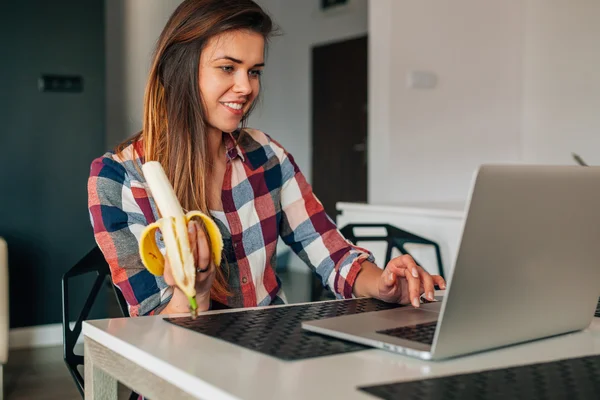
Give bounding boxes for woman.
[88,0,445,317]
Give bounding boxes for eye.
[220,66,234,73]
[249,69,263,78]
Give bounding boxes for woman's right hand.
[161,220,216,313]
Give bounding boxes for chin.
[209,121,239,133]
[219,125,240,133]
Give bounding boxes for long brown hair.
[116,0,275,300]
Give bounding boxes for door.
[312,35,368,220]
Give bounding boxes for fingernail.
[441,283,446,289]
[412,268,419,278]
[428,292,434,301]
[388,272,395,283]
[412,297,420,307]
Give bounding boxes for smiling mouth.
[221,102,245,116]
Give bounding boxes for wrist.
[195,291,211,312]
[353,261,383,298]
[160,288,190,314]
[367,269,383,298]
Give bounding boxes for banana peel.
[138,161,223,317]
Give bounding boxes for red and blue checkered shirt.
[88,129,374,316]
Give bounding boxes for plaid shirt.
[88,129,374,316]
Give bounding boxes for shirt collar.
[223,130,245,162]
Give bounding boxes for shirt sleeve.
[87,155,171,316]
[270,138,375,299]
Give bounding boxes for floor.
[4,345,133,399]
[4,345,80,399]
[3,269,315,399]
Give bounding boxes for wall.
[368,0,524,205]
[105,0,185,148]
[522,0,600,165]
[368,0,600,205]
[0,0,105,327]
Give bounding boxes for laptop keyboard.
[376,321,438,345]
[374,297,600,348]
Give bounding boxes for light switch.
[407,70,438,89]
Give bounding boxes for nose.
[233,71,252,95]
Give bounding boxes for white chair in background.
[0,237,8,400]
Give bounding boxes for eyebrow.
[214,56,265,67]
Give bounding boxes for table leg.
[84,340,118,400]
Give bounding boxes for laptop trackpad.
[303,304,440,335]
[366,307,439,330]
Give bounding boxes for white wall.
[369,0,524,205]
[369,0,600,205]
[105,0,184,148]
[522,0,600,166]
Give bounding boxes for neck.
[207,127,225,161]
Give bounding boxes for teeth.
[223,102,243,110]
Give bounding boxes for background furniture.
[61,246,129,398]
[336,202,465,276]
[340,223,445,279]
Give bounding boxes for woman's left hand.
[376,254,446,307]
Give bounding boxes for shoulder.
[237,128,299,182]
[89,140,145,184]
[238,128,289,161]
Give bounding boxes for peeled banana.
[139,161,223,317]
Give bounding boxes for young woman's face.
[199,30,265,134]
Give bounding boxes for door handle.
[352,142,367,166]
[352,143,366,152]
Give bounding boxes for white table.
[83,300,600,400]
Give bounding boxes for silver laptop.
[302,165,600,360]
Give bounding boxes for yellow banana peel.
[139,161,223,317]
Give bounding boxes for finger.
[432,275,446,290]
[163,256,174,286]
[418,267,436,301]
[380,269,398,291]
[386,255,421,307]
[194,220,211,271]
[188,221,199,267]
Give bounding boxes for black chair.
[340,223,445,280]
[61,245,130,398]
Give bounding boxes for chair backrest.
[340,223,445,279]
[0,237,8,366]
[61,245,129,397]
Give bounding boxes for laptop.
[302,165,600,360]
